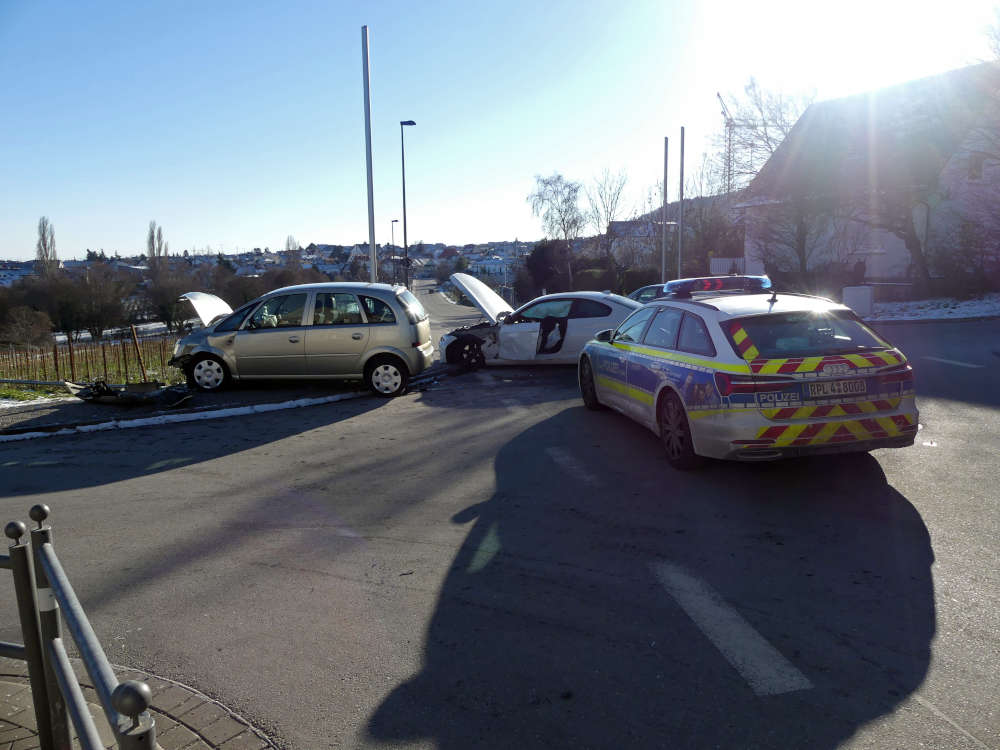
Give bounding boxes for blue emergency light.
[664,275,772,297]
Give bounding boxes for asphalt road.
[0,282,996,749]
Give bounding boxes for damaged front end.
[440,321,499,369]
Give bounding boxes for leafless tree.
[988,9,1000,59]
[285,235,302,270]
[35,216,58,276]
[586,168,628,262]
[147,220,169,270]
[717,78,814,190]
[528,173,585,286]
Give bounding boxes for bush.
[0,307,54,347]
[572,268,616,292]
[622,267,660,294]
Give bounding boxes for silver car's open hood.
[449,273,513,325]
[179,292,233,327]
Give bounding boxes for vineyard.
[0,334,182,385]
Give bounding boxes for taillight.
[714,372,795,396]
[878,363,914,385]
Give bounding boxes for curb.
[0,656,279,749]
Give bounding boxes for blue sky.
[0,0,994,260]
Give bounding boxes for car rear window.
[396,290,429,322]
[725,311,890,359]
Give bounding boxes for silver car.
[169,282,434,397]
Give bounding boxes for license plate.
[807,379,867,398]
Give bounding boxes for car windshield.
[726,311,890,358]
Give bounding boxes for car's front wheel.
[188,355,230,392]
[658,391,704,470]
[579,357,603,411]
[365,356,409,397]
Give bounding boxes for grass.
[0,385,68,401]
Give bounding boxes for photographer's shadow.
[368,407,934,749]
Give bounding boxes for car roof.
[267,282,401,296]
[647,292,849,319]
[532,291,639,307]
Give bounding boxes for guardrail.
[3,505,155,750]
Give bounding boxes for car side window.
[677,312,716,356]
[360,296,396,324]
[638,287,661,303]
[570,299,612,319]
[247,294,307,329]
[613,307,656,343]
[643,307,684,349]
[313,293,363,326]
[517,299,574,321]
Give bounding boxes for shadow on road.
[368,406,935,749]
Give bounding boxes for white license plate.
[807,379,867,398]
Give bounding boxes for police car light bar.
[664,275,771,297]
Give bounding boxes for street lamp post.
[390,219,399,284]
[400,120,416,289]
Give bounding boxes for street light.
[400,120,416,289]
[391,219,399,284]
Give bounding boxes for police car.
[578,275,918,469]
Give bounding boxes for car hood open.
[449,273,513,325]
[178,292,234,327]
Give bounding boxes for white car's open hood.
[179,292,233,327]
[450,273,513,325]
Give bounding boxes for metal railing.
[3,505,156,750]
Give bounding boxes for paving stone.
[0,725,33,744]
[156,722,200,750]
[151,684,197,713]
[217,731,269,750]
[179,702,226,732]
[8,737,40,750]
[198,716,245,746]
[166,694,204,719]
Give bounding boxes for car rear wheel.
[365,356,409,397]
[188,355,230,392]
[658,391,704,470]
[579,357,603,411]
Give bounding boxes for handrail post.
[113,681,156,749]
[28,505,72,750]
[5,521,55,750]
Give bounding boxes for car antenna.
[769,288,778,304]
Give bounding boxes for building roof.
[748,63,1000,202]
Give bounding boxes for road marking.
[922,356,984,369]
[545,447,600,487]
[912,695,990,749]
[651,562,812,696]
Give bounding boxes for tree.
[285,235,301,270]
[524,240,570,294]
[586,168,628,264]
[528,173,585,287]
[716,79,814,191]
[35,216,58,276]
[146,221,168,271]
[76,265,132,340]
[0,307,54,347]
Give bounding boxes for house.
[740,63,1000,282]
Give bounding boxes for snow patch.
[865,292,1000,322]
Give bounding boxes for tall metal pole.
[678,126,685,279]
[661,136,669,283]
[400,121,415,289]
[390,220,397,284]
[361,26,377,282]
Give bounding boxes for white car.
[440,273,640,367]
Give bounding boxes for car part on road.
[579,357,603,411]
[659,392,704,470]
[188,355,230,392]
[366,356,409,397]
[65,380,193,408]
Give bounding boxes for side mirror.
[594,329,613,343]
[497,311,510,324]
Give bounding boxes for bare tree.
[988,8,1000,59]
[717,78,814,190]
[586,168,628,263]
[35,216,58,276]
[285,235,301,270]
[528,173,585,287]
[147,220,169,270]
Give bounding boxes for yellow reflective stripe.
[757,360,785,374]
[732,327,748,344]
[811,422,843,444]
[876,417,899,435]
[844,421,870,440]
[827,405,846,417]
[858,401,878,413]
[796,356,825,372]
[844,354,876,368]
[611,343,751,374]
[742,345,760,361]
[773,424,808,446]
[596,375,654,405]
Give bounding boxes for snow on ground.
[865,292,1000,322]
[0,396,76,409]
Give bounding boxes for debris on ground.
[65,380,194,408]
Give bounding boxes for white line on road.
[545,447,600,487]
[651,561,812,697]
[912,695,990,749]
[922,356,984,369]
